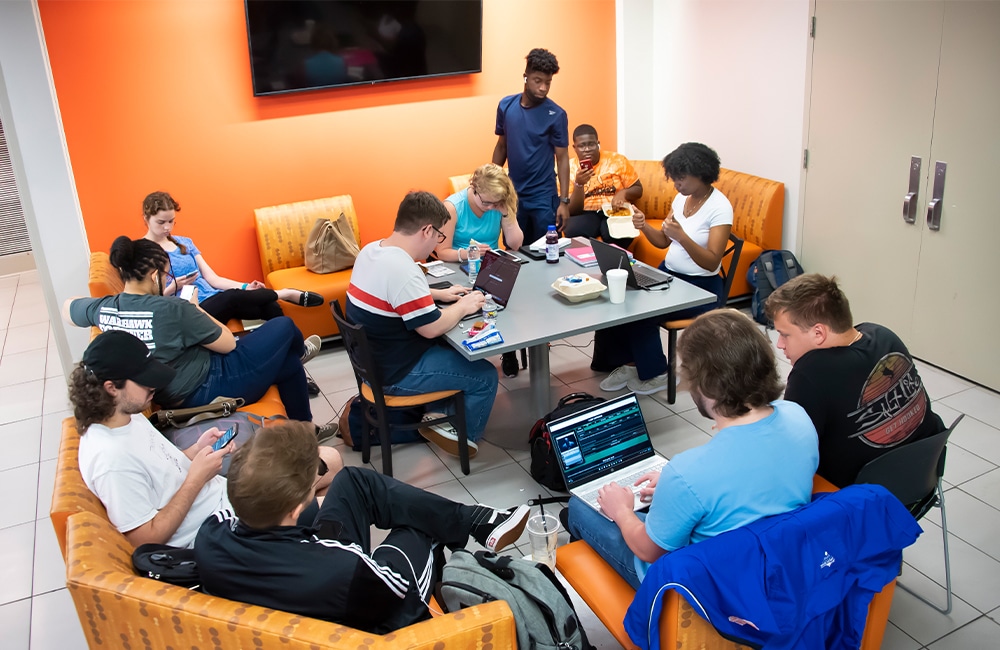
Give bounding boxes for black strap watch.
[559,197,570,205]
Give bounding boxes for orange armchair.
[556,474,895,650]
[254,196,361,338]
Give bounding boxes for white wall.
[618,0,812,251]
[0,0,92,373]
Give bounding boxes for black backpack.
[747,250,804,325]
[132,544,199,589]
[438,549,595,650]
[529,393,605,491]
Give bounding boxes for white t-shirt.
[663,189,734,277]
[78,414,231,548]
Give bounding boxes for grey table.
[440,248,716,433]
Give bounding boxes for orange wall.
[38,0,617,282]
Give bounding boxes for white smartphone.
[179,285,195,300]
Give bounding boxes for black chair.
[854,414,965,615]
[660,233,744,404]
[331,301,472,477]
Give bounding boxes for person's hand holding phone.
[575,160,595,186]
[211,425,239,451]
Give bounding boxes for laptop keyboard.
[633,266,670,289]
[578,464,662,508]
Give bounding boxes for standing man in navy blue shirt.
[492,48,570,245]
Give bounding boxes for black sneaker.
[501,352,519,378]
[469,504,530,552]
[306,378,321,397]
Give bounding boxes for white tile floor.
[2,268,1000,649]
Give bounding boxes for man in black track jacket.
[195,421,529,633]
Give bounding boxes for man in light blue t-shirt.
[564,310,819,589]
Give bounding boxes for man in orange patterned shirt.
[565,124,644,248]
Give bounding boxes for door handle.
[926,161,947,231]
[903,156,921,224]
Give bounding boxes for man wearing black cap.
[68,330,237,548]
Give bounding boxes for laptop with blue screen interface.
[549,392,668,519]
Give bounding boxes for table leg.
[528,343,551,418]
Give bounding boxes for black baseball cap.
[82,331,176,389]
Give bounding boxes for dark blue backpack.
[747,250,804,325]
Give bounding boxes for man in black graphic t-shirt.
[765,274,944,487]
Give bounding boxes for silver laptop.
[590,238,673,290]
[549,392,668,519]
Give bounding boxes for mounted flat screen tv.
[245,0,483,96]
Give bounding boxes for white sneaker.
[599,365,638,392]
[627,372,671,395]
[301,335,322,365]
[419,414,479,458]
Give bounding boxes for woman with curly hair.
[593,143,734,396]
[141,191,323,324]
[63,236,317,425]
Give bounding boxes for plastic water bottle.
[545,225,559,264]
[482,293,499,326]
[467,243,481,286]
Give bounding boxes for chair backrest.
[855,415,963,514]
[254,196,360,274]
[448,173,472,195]
[330,300,386,398]
[718,233,744,308]
[51,417,110,560]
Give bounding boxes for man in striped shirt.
[344,191,499,457]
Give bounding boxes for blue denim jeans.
[382,344,498,441]
[566,496,643,589]
[181,316,312,422]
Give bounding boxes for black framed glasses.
[474,188,503,208]
[430,224,447,243]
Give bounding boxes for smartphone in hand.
[179,284,195,300]
[212,424,238,451]
[580,159,594,171]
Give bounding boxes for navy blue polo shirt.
[495,94,568,208]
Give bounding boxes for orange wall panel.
[38,0,617,281]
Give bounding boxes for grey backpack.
[438,549,594,650]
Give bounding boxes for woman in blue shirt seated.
[141,191,323,324]
[433,163,523,262]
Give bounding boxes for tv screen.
[245,0,483,96]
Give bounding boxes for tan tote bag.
[305,212,360,274]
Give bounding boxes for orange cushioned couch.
[627,163,784,299]
[254,196,361,339]
[555,475,896,650]
[52,415,517,649]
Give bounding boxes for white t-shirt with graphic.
[79,414,231,548]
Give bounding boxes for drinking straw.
[538,494,549,531]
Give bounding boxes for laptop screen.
[474,250,520,306]
[548,393,657,490]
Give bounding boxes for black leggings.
[563,210,635,250]
[199,288,283,323]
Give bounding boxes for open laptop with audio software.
[549,392,668,519]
